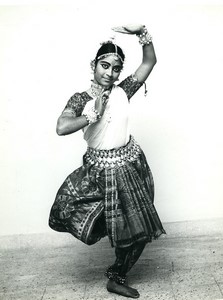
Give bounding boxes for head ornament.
[90,39,125,71]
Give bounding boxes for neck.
[90,80,112,98]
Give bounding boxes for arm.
[56,113,88,136]
[135,41,157,83]
[56,91,109,136]
[56,92,89,136]
[113,24,157,83]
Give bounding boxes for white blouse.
[82,85,130,150]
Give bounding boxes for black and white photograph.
[1,0,223,299]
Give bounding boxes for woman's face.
[94,55,122,88]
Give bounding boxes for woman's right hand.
[94,90,110,116]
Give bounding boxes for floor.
[1,218,223,300]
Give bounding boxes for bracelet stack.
[83,107,101,125]
[137,25,152,46]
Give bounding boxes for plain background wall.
[1,0,223,236]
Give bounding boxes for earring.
[90,59,96,73]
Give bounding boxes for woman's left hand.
[112,24,144,35]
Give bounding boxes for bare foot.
[107,279,140,298]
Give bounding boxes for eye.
[101,63,109,69]
[113,66,122,73]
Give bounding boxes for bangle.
[137,25,152,46]
[83,107,101,125]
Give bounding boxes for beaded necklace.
[90,81,105,98]
[90,80,113,98]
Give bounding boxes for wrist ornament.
[83,107,101,125]
[137,25,152,46]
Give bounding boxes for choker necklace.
[90,80,113,98]
[90,81,104,98]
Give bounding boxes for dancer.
[49,24,166,298]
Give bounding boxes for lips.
[103,78,113,85]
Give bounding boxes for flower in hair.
[100,35,116,45]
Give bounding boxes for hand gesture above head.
[112,24,144,35]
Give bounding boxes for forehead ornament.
[97,53,124,63]
[96,41,124,64]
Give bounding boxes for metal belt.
[85,136,141,168]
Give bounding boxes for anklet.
[105,267,126,284]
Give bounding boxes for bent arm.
[118,41,157,100]
[56,113,88,136]
[113,24,157,83]
[134,42,157,83]
[56,90,108,135]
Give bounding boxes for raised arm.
[113,24,157,83]
[135,40,157,83]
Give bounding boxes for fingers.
[112,26,132,34]
[95,91,110,115]
[103,90,111,97]
[101,90,110,106]
[102,92,109,106]
[112,24,143,35]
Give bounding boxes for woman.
[49,24,166,298]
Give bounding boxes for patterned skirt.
[49,136,166,248]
